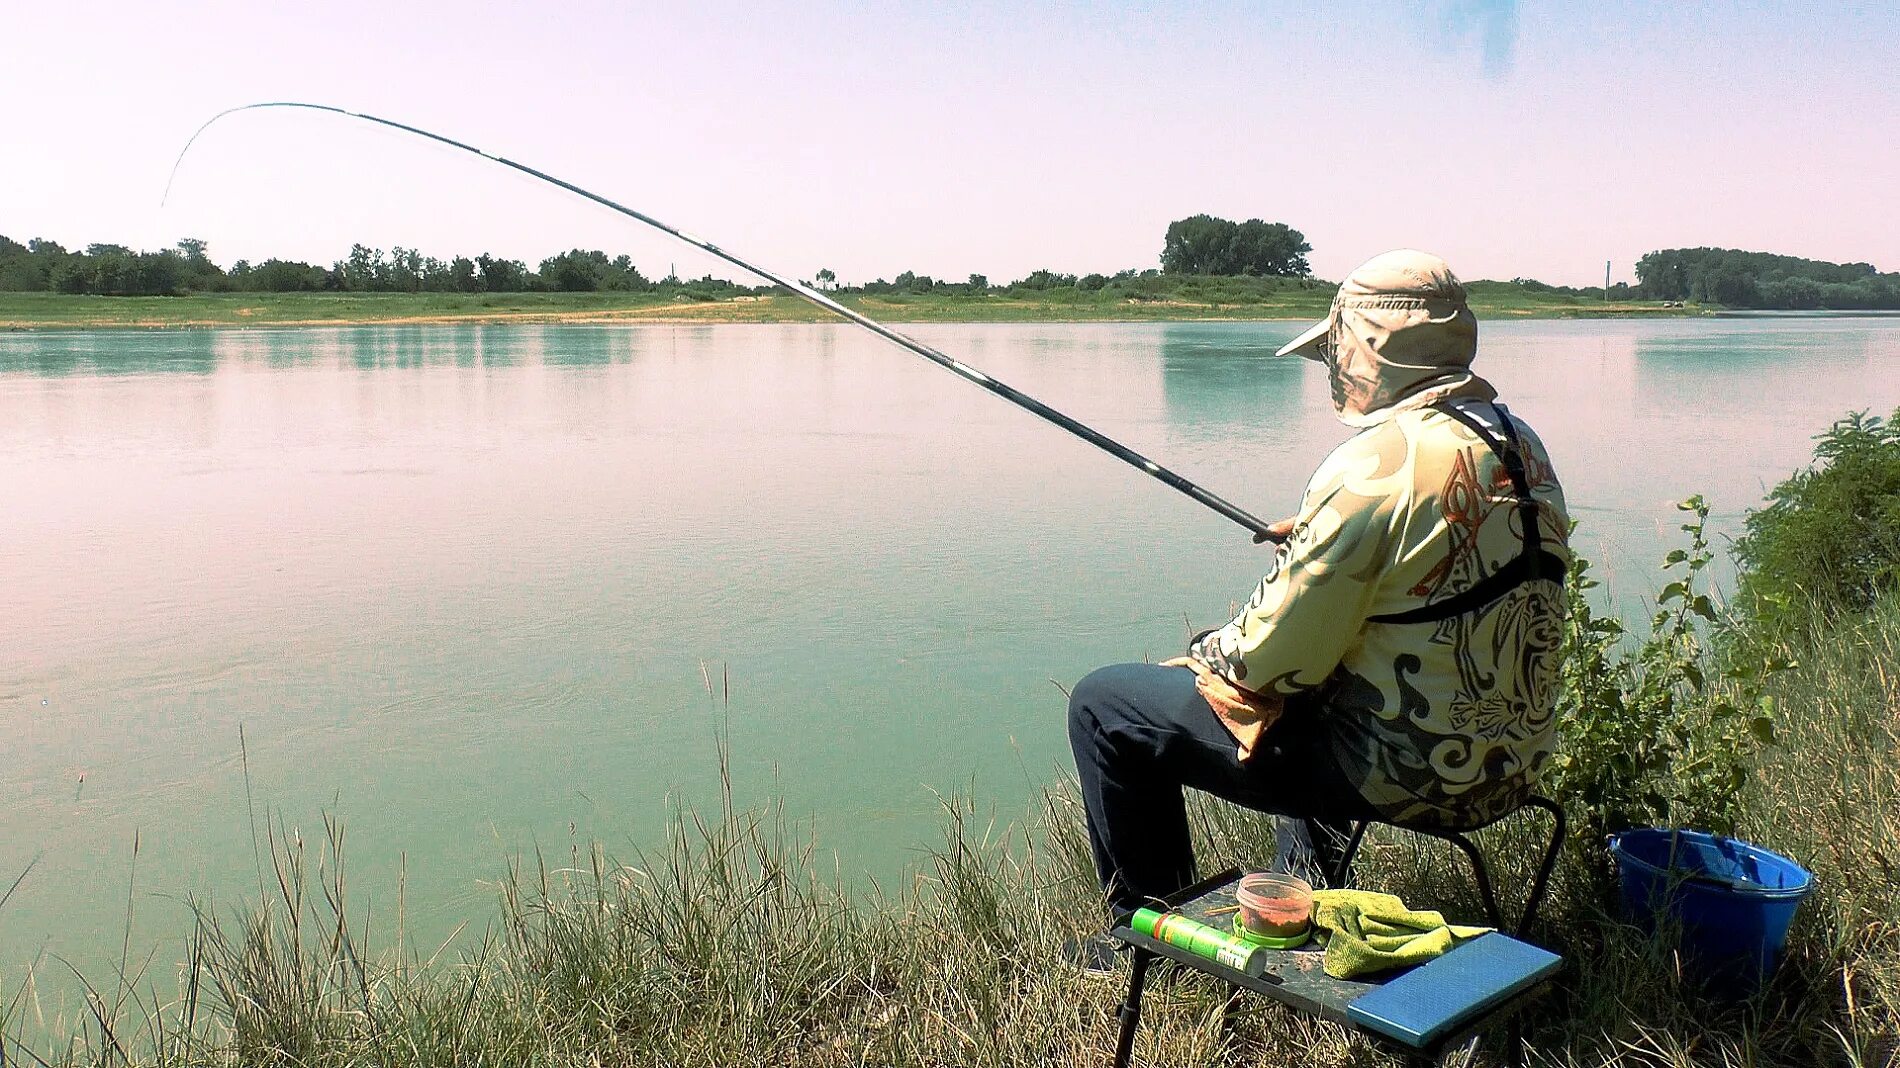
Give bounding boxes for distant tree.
[891,270,936,294]
[1230,219,1311,276]
[246,259,327,291]
[815,267,836,289]
[1696,268,1760,308]
[1758,276,1823,310]
[603,254,649,291]
[538,250,599,292]
[173,238,225,291]
[967,273,988,291]
[385,247,425,293]
[415,254,455,292]
[1012,269,1077,290]
[475,253,527,292]
[448,256,479,293]
[1635,250,1691,301]
[1161,215,1310,276]
[537,248,645,292]
[1160,215,1232,274]
[337,245,384,291]
[0,235,50,290]
[1636,247,1897,310]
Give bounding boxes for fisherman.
[1066,250,1571,959]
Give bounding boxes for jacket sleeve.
[1189,437,1395,696]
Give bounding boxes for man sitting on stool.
[1067,250,1571,950]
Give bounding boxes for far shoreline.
[0,289,1712,331]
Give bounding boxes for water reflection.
[0,325,682,375]
[1156,322,1303,430]
[0,330,220,376]
[541,325,638,366]
[1630,319,1881,420]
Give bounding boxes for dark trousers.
[1067,662,1376,918]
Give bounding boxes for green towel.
[1310,889,1492,979]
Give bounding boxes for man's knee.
[1068,663,1145,726]
[1067,665,1117,742]
[1069,661,1178,745]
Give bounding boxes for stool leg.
[1113,949,1153,1068]
[1446,834,1503,929]
[1317,819,1368,887]
[1219,982,1245,1027]
[1518,796,1567,936]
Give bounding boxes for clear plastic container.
[1236,871,1314,939]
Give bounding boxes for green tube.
[1130,908,1268,976]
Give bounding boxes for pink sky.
[3,1,1895,288]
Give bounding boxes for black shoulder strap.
[1368,401,1566,626]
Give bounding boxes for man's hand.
[1253,516,1297,545]
[1161,656,1284,761]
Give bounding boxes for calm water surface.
[2,318,1896,976]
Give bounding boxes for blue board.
[1344,933,1563,1048]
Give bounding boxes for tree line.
[0,216,1321,299]
[0,237,751,297]
[9,224,1888,310]
[1634,248,1900,310]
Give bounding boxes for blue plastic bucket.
[1608,828,1813,995]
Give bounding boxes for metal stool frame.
[1318,795,1567,938]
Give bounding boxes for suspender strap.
[1367,542,1567,624]
[1367,401,1566,626]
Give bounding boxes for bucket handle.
[1606,830,1759,893]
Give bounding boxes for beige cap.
[1277,250,1486,425]
[1275,249,1473,360]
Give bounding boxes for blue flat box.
[1345,933,1563,1048]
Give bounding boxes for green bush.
[1546,498,1785,847]
[1733,407,1900,634]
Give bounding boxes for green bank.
[0,284,1698,329]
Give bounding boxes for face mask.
[1316,329,1351,414]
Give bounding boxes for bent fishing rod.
[166,102,1283,542]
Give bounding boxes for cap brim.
[1274,314,1332,360]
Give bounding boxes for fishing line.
[165,102,1283,541]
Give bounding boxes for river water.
[2,317,1895,977]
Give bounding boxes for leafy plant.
[1733,407,1900,636]
[1547,497,1786,846]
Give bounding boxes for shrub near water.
[6,418,1900,1066]
[1546,497,1789,850]
[1734,407,1900,636]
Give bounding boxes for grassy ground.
[3,584,1893,1066]
[0,286,1699,329]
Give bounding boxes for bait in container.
[1233,872,1313,949]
